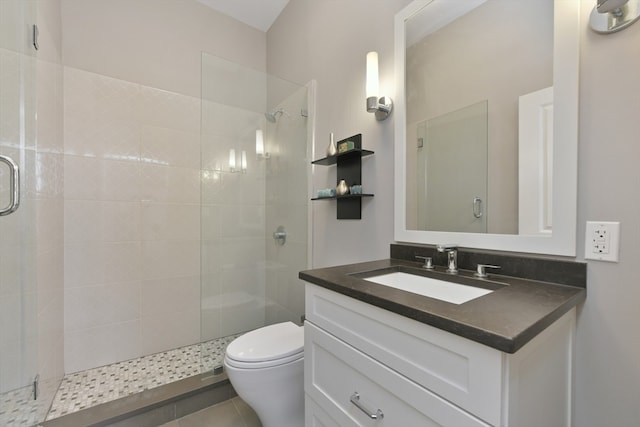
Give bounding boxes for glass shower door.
[200,53,310,373]
[0,0,40,425]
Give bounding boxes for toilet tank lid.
[226,321,304,363]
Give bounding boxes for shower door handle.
[0,155,20,216]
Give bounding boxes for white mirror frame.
[394,0,580,256]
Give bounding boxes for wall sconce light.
[229,148,236,172]
[590,0,640,33]
[241,150,247,173]
[366,51,393,121]
[256,129,270,159]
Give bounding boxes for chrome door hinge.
[33,374,39,400]
[32,24,39,51]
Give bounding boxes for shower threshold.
[42,335,239,426]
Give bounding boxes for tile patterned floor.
[0,386,41,427]
[0,335,239,426]
[160,397,261,427]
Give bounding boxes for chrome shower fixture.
[264,108,290,123]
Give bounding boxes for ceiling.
[195,0,290,32]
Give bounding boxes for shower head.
[264,108,289,123]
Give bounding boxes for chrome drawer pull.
[350,392,384,420]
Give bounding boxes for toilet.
[224,321,304,427]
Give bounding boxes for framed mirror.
[394,0,580,256]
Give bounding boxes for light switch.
[585,221,620,262]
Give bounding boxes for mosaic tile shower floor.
[0,335,238,426]
[46,335,238,421]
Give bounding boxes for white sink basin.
[364,272,493,305]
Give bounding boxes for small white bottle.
[326,132,338,157]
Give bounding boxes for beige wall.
[60,0,266,98]
[573,3,640,426]
[269,1,640,425]
[268,0,413,268]
[406,0,553,234]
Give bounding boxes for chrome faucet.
[437,244,458,274]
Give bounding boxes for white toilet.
[224,321,304,427]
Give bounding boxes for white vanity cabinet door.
[305,283,503,425]
[305,322,491,427]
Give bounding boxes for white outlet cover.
[585,221,620,262]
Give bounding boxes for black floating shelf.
[312,149,374,166]
[311,194,375,201]
[311,133,374,219]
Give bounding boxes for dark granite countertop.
[299,258,586,353]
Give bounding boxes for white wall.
[269,1,640,425]
[62,67,203,372]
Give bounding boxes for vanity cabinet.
[311,134,374,220]
[304,283,576,427]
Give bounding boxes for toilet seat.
[225,321,304,369]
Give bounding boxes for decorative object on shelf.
[338,139,355,153]
[350,185,362,195]
[317,188,336,198]
[590,0,640,33]
[366,51,393,121]
[336,180,350,196]
[326,132,338,157]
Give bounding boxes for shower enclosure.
[0,1,38,421]
[200,53,311,362]
[1,1,64,425]
[0,10,310,421]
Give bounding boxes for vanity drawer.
[305,322,490,427]
[305,283,503,425]
[306,395,348,427]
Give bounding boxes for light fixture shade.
[241,150,247,172]
[366,51,379,99]
[229,148,236,170]
[255,129,264,156]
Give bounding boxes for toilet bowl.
[224,321,304,427]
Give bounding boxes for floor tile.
[177,400,245,427]
[232,397,262,427]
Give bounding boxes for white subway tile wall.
[63,68,202,373]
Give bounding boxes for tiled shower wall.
[63,68,202,373]
[264,87,309,326]
[200,99,268,341]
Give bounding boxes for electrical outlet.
[585,221,620,262]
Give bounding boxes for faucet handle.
[415,256,434,269]
[474,264,501,278]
